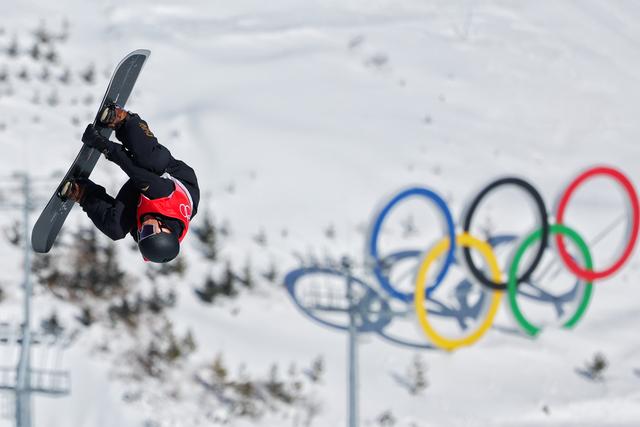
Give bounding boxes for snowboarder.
[60,104,200,263]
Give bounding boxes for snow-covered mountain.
[1,1,640,426]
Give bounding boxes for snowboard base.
[31,49,150,253]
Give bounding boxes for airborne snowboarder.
[60,104,200,263]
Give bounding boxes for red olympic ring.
[555,166,640,281]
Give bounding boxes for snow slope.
[1,0,640,426]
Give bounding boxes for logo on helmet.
[180,204,192,219]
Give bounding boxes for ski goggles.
[138,217,171,241]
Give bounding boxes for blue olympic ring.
[367,187,456,302]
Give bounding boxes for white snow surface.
[1,0,640,426]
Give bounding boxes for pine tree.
[102,241,125,291]
[407,354,428,395]
[17,67,29,81]
[29,43,41,60]
[308,356,324,383]
[44,48,57,63]
[240,259,253,289]
[219,220,231,237]
[7,36,18,57]
[262,261,278,283]
[33,24,52,44]
[49,227,128,300]
[194,274,218,303]
[138,341,162,378]
[58,68,70,84]
[77,306,94,327]
[4,221,21,247]
[59,19,69,42]
[585,352,608,381]
[147,287,165,314]
[193,211,218,261]
[220,262,237,297]
[46,90,59,107]
[212,353,228,383]
[182,330,197,354]
[80,63,95,84]
[166,290,177,307]
[146,256,187,281]
[41,311,64,336]
[133,292,145,315]
[377,410,397,427]
[108,297,138,328]
[165,337,182,362]
[39,66,49,81]
[253,229,267,247]
[324,223,336,240]
[70,227,99,296]
[267,364,293,403]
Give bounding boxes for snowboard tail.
[31,49,151,253]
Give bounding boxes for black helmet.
[138,231,180,263]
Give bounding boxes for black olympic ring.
[461,177,549,291]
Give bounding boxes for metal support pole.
[16,174,32,427]
[343,258,358,427]
[0,173,70,427]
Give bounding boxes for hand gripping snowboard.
[31,49,151,253]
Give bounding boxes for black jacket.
[79,115,200,242]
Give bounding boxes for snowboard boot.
[58,180,86,203]
[99,102,129,129]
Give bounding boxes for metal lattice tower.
[295,257,377,427]
[0,173,71,427]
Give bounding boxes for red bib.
[136,176,193,242]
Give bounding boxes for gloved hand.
[81,124,110,152]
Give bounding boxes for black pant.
[80,114,199,241]
[114,114,172,177]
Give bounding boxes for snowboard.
[31,49,151,253]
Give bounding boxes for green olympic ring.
[507,224,594,337]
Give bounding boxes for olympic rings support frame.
[555,166,640,281]
[284,266,434,349]
[284,267,393,333]
[507,224,594,336]
[367,187,456,302]
[461,177,549,291]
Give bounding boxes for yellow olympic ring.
[414,233,503,351]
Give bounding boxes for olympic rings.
[367,187,456,302]
[555,166,640,281]
[461,177,549,291]
[507,224,594,336]
[414,233,503,351]
[287,165,638,352]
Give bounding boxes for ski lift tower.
[287,257,396,427]
[0,173,71,427]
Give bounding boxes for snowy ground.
[1,0,640,426]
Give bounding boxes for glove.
[81,124,110,152]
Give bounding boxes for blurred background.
[1,0,640,426]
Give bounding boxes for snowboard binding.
[58,179,86,203]
[99,102,129,129]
